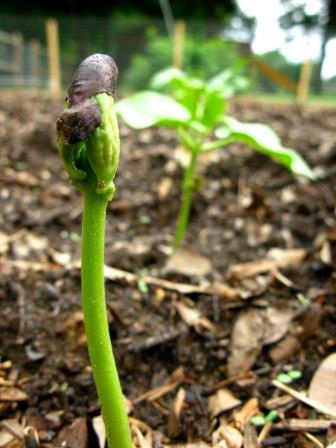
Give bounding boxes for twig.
[205,370,253,395]
[1,259,214,295]
[272,380,336,418]
[304,432,324,448]
[257,422,272,443]
[273,419,336,432]
[243,421,260,448]
[133,381,181,405]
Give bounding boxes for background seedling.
[250,410,279,426]
[277,369,302,384]
[117,67,316,248]
[57,54,132,448]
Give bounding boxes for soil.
[0,92,335,448]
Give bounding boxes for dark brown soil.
[0,93,335,448]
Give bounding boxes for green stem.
[173,149,199,249]
[202,137,234,152]
[81,190,132,448]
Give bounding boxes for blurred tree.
[279,0,336,92]
[0,0,237,19]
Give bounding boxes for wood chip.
[213,424,243,447]
[0,387,28,402]
[234,398,259,429]
[55,417,88,448]
[0,167,38,187]
[0,420,24,440]
[273,419,336,432]
[167,388,186,439]
[213,281,241,300]
[175,301,216,332]
[243,421,260,448]
[208,388,242,418]
[92,416,106,448]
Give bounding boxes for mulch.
[0,93,335,447]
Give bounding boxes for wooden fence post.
[46,18,61,94]
[173,20,185,70]
[30,40,41,88]
[297,59,313,104]
[12,33,23,88]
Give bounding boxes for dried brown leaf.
[269,335,301,363]
[164,246,213,277]
[309,353,336,413]
[263,306,294,345]
[228,307,293,375]
[228,248,307,279]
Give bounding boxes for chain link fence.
[0,15,334,100]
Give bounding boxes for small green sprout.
[137,277,149,294]
[250,415,266,426]
[117,67,316,248]
[250,410,279,426]
[57,54,132,448]
[277,369,302,384]
[297,293,311,306]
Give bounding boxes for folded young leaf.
[207,68,249,98]
[216,117,316,180]
[150,67,186,91]
[116,91,191,129]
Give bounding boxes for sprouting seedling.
[57,54,132,448]
[116,67,316,249]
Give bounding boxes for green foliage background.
[123,29,244,91]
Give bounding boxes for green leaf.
[276,373,293,384]
[201,90,227,128]
[250,415,266,426]
[288,370,302,380]
[116,91,191,129]
[137,278,149,294]
[265,410,279,422]
[207,68,249,98]
[216,117,316,180]
[150,67,186,90]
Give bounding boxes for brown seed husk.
[56,99,102,145]
[67,53,118,106]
